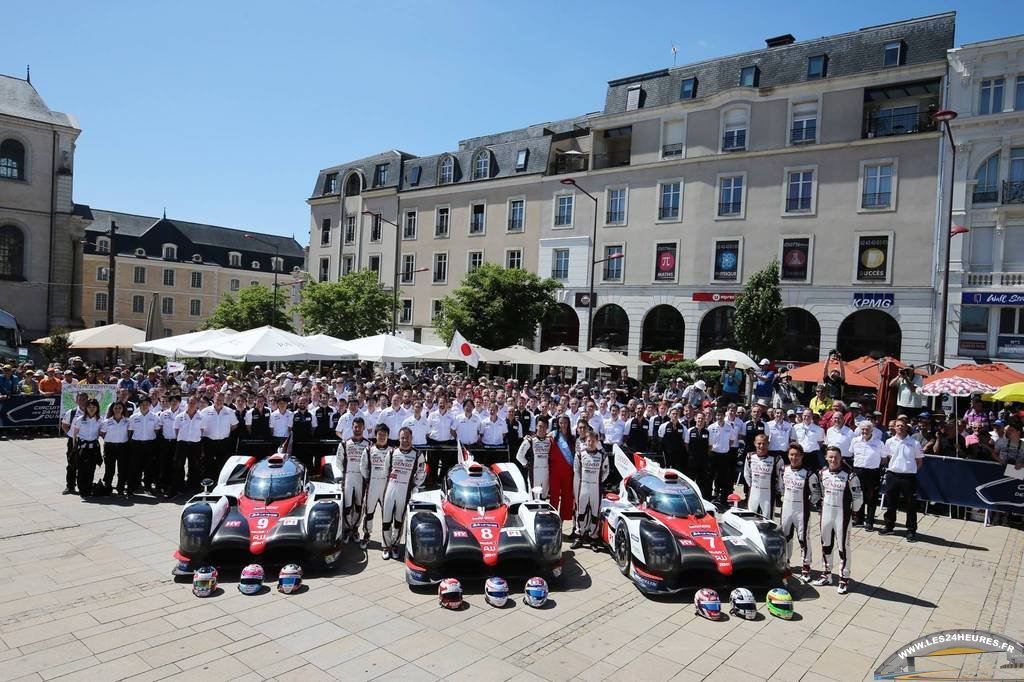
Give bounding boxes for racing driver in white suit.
[516,415,553,499]
[340,417,370,542]
[777,443,821,584]
[359,424,393,550]
[744,433,783,519]
[812,445,863,595]
[380,426,427,560]
[572,430,609,550]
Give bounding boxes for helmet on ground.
[766,588,793,620]
[192,566,218,598]
[485,577,509,607]
[729,588,757,620]
[694,588,722,620]
[438,578,463,610]
[524,577,548,608]
[238,563,265,595]
[277,564,303,594]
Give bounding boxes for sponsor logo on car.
[678,538,695,546]
[631,568,660,591]
[452,530,468,538]
[690,530,717,537]
[281,518,301,526]
[224,520,242,528]
[724,536,746,545]
[249,511,280,518]
[502,529,522,537]
[471,522,499,528]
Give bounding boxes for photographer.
[821,350,846,399]
[889,365,924,419]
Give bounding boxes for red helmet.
[694,588,722,620]
[438,578,463,610]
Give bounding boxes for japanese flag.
[450,330,480,368]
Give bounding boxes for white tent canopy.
[495,344,546,365]
[33,324,145,350]
[693,347,759,370]
[536,345,608,369]
[303,333,356,356]
[342,334,442,363]
[132,328,237,358]
[583,347,633,368]
[418,343,510,364]
[177,326,355,362]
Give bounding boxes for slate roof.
[0,74,78,129]
[311,150,412,198]
[602,12,956,114]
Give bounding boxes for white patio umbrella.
[582,347,647,368]
[342,334,442,363]
[178,326,354,362]
[303,333,356,356]
[495,344,547,365]
[693,348,760,370]
[33,323,145,350]
[132,328,237,358]
[418,344,510,364]
[536,345,608,369]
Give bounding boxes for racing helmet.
[729,588,757,620]
[438,578,463,610]
[766,588,794,620]
[238,564,265,595]
[694,588,722,620]
[484,577,509,608]
[192,566,218,598]
[277,564,303,594]
[524,577,548,608]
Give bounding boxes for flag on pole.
[450,330,480,368]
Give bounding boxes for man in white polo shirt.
[881,417,923,542]
[200,392,238,480]
[766,407,795,460]
[824,412,855,468]
[793,408,825,471]
[850,420,885,530]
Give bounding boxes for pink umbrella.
[919,377,997,397]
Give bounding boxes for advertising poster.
[654,243,677,282]
[857,235,889,281]
[713,240,740,282]
[781,237,810,281]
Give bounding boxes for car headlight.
[410,514,443,564]
[639,520,678,572]
[534,512,562,559]
[307,501,340,546]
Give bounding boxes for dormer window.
[192,254,202,263]
[228,252,241,267]
[323,172,338,195]
[807,55,828,79]
[162,244,177,260]
[625,86,644,111]
[679,77,697,100]
[472,150,491,180]
[515,149,529,171]
[271,256,284,272]
[740,66,759,87]
[439,156,454,184]
[251,260,261,270]
[883,41,904,67]
[96,237,110,254]
[135,247,146,257]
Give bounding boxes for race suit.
[743,453,782,519]
[340,437,369,537]
[778,465,821,570]
[516,434,553,498]
[573,447,609,539]
[360,444,392,542]
[819,467,863,579]
[381,447,427,549]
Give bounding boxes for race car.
[172,452,345,575]
[600,446,786,594]
[403,460,563,587]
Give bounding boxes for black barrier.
[916,454,1024,511]
[0,395,61,428]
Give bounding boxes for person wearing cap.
[750,359,777,404]
[772,373,799,412]
[38,367,62,395]
[681,379,708,407]
[720,362,744,405]
[808,385,833,416]
[0,364,20,399]
[890,365,924,419]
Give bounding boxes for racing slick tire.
[613,524,632,577]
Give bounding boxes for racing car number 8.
[480,528,494,540]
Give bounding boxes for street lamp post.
[244,233,281,329]
[362,210,407,334]
[559,177,607,351]
[931,108,964,367]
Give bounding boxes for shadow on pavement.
[856,582,937,608]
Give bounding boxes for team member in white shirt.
[401,400,430,447]
[602,405,626,447]
[200,393,238,481]
[269,397,294,451]
[100,401,130,495]
[360,395,383,436]
[881,418,923,542]
[128,396,160,494]
[708,408,738,505]
[480,410,508,447]
[380,395,409,444]
[71,399,103,497]
[174,397,204,494]
[849,420,885,530]
[335,399,361,442]
[824,412,855,467]
[453,399,482,445]
[766,408,796,459]
[156,395,181,496]
[793,409,826,470]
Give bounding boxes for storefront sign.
[713,240,740,282]
[654,243,677,282]
[780,238,810,281]
[856,235,889,281]
[996,336,1024,356]
[573,292,595,308]
[851,292,894,309]
[961,291,1024,306]
[958,338,987,352]
[692,292,738,302]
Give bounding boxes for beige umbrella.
[418,344,511,364]
[33,323,146,349]
[536,345,608,369]
[495,344,546,365]
[582,347,648,367]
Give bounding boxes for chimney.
[765,34,796,48]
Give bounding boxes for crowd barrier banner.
[915,454,1024,511]
[0,394,62,428]
[60,384,117,418]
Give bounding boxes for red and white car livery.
[600,447,786,594]
[173,453,345,575]
[403,461,563,587]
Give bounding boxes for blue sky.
[3,1,1016,244]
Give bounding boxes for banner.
[60,384,117,419]
[653,243,677,282]
[0,394,62,428]
[713,240,740,282]
[856,235,889,281]
[915,455,1024,511]
[780,238,810,281]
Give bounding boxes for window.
[0,139,26,180]
[722,108,748,151]
[661,119,684,159]
[162,244,177,260]
[658,181,681,220]
[368,255,381,281]
[507,198,525,232]
[399,299,413,325]
[271,256,283,272]
[318,258,330,281]
[403,210,417,240]
[161,296,174,315]
[133,266,146,284]
[251,260,261,269]
[1017,76,1024,111]
[554,194,574,227]
[785,169,814,213]
[320,218,331,246]
[408,166,422,186]
[431,299,443,322]
[344,215,355,244]
[961,306,989,335]
[323,172,338,195]
[132,295,145,313]
[189,299,201,316]
[718,175,744,217]
[979,78,1005,115]
[551,249,569,280]
[807,55,827,79]
[625,85,643,111]
[790,101,818,144]
[606,187,627,224]
[94,292,108,311]
[470,203,486,235]
[228,252,241,267]
[435,206,450,237]
[468,251,483,272]
[250,280,258,287]
[163,269,175,287]
[370,214,382,242]
[679,77,697,100]
[162,328,172,337]
[505,249,522,270]
[96,265,108,282]
[739,66,759,87]
[433,253,448,283]
[191,254,202,263]
[230,278,240,292]
[515,149,529,171]
[401,254,416,284]
[1000,309,1024,336]
[438,156,454,184]
[0,226,23,280]
[862,162,894,209]
[134,247,146,257]
[191,271,202,288]
[373,163,390,187]
[602,245,623,282]
[883,41,904,67]
[342,255,354,275]
[472,151,490,180]
[974,154,1000,204]
[95,237,110,253]
[1012,147,1024,182]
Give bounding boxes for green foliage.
[291,270,393,340]
[653,356,720,387]
[202,284,292,332]
[435,264,562,349]
[41,326,72,364]
[733,258,784,361]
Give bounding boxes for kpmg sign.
[962,291,1024,306]
[852,292,894,309]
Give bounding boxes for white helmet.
[484,577,509,608]
[238,564,264,595]
[277,564,303,594]
[729,587,757,620]
[524,577,548,608]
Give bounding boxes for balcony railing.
[1004,180,1024,205]
[718,201,742,216]
[790,125,817,144]
[658,205,680,220]
[965,272,1024,287]
[722,130,747,151]
[863,110,938,138]
[594,150,631,169]
[662,143,683,158]
[973,187,998,204]
[785,196,812,212]
[606,210,625,224]
[552,154,588,175]
[861,192,892,208]
[507,219,524,232]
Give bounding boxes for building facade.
[81,209,304,336]
[0,74,89,342]
[944,35,1024,365]
[309,14,956,371]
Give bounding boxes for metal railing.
[507,219,524,232]
[722,131,747,151]
[790,124,817,144]
[552,154,588,175]
[863,110,938,138]
[658,205,680,220]
[1004,180,1024,205]
[861,192,892,209]
[973,187,998,204]
[662,143,683,158]
[718,201,742,216]
[594,150,631,168]
[785,197,811,212]
[606,210,625,224]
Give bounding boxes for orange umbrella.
[784,356,878,388]
[923,362,1024,388]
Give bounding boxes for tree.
[292,270,393,340]
[202,284,292,332]
[435,264,561,349]
[733,258,784,361]
[41,326,71,365]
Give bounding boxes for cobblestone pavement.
[1,437,1022,681]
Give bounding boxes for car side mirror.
[201,478,214,493]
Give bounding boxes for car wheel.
[614,524,631,576]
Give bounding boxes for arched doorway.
[540,303,579,351]
[343,172,362,197]
[837,310,901,359]
[780,308,821,363]
[698,306,736,356]
[641,305,684,354]
[591,304,629,352]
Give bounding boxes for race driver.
[777,443,821,583]
[515,415,553,498]
[359,424,393,550]
[380,426,427,560]
[812,445,863,594]
[340,416,370,542]
[572,430,609,550]
[743,433,782,519]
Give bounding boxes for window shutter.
[792,101,818,117]
[625,86,643,111]
[724,108,747,128]
[663,120,685,145]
